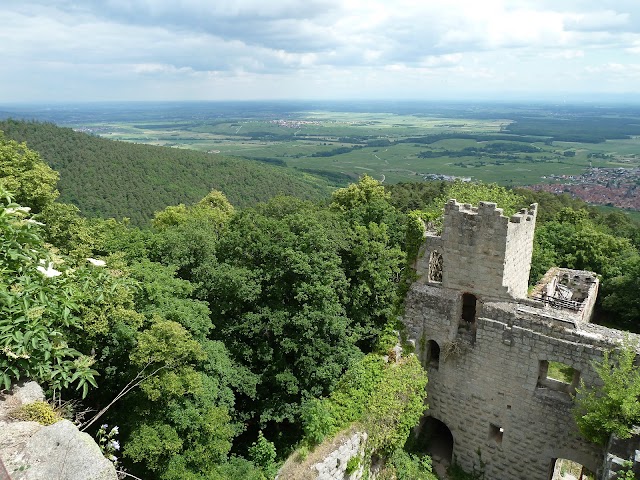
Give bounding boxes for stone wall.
[312,432,367,480]
[277,430,367,480]
[405,286,614,479]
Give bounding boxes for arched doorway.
[415,416,454,465]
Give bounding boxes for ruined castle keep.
[403,199,637,480]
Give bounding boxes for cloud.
[564,10,630,32]
[131,63,197,75]
[628,40,640,54]
[1,0,640,100]
[586,62,640,78]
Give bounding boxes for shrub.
[0,190,99,397]
[301,398,334,446]
[248,431,278,480]
[13,401,62,426]
[364,356,428,454]
[389,449,437,480]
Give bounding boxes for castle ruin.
[403,199,639,480]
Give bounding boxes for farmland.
[3,101,640,209]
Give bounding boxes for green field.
[72,109,640,189]
[594,205,640,223]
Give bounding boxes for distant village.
[421,173,472,182]
[528,167,640,210]
[268,119,322,128]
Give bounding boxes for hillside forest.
[1,126,640,479]
[0,119,334,225]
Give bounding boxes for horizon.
[3,96,640,107]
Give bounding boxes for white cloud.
[564,10,630,32]
[420,54,464,68]
[131,63,197,75]
[628,40,640,54]
[1,0,640,100]
[586,62,640,77]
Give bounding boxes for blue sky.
[2,0,640,102]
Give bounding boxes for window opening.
[537,360,580,395]
[549,459,595,480]
[488,424,503,445]
[426,340,440,369]
[458,293,478,343]
[428,251,443,283]
[461,293,476,324]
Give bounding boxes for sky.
[2,0,640,102]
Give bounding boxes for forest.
[504,114,640,143]
[1,130,640,479]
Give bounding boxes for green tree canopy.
[574,341,640,446]
[601,256,640,329]
[207,204,361,425]
[0,132,59,212]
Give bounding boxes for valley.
[4,101,639,214]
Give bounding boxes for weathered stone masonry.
[403,199,639,480]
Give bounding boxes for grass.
[547,361,575,384]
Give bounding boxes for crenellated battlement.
[444,200,537,224]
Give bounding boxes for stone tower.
[421,199,538,300]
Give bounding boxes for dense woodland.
[504,114,640,143]
[1,128,640,479]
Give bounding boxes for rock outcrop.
[0,382,117,480]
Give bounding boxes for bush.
[0,190,98,397]
[301,399,334,446]
[345,456,360,474]
[13,401,62,425]
[364,356,428,454]
[389,449,437,480]
[248,431,278,480]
